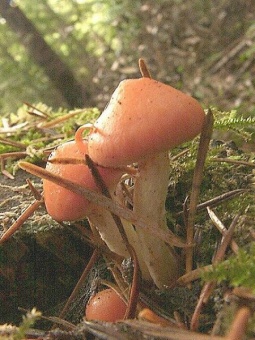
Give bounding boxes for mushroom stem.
[88,207,129,257]
[85,153,150,278]
[88,203,151,279]
[118,218,151,281]
[138,58,151,78]
[133,151,180,288]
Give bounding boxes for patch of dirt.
[0,170,43,234]
[0,170,92,326]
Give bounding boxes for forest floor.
[1,103,255,340]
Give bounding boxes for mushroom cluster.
[42,61,205,289]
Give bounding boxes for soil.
[0,170,92,327]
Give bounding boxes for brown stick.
[176,189,247,217]
[185,109,214,274]
[226,307,252,340]
[211,157,255,168]
[190,214,239,331]
[138,58,152,78]
[0,198,44,243]
[207,207,239,254]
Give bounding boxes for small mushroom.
[43,139,129,257]
[87,76,205,288]
[85,288,127,322]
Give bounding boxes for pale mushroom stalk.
[88,182,151,279]
[118,217,151,280]
[133,151,179,288]
[87,206,129,257]
[84,152,150,279]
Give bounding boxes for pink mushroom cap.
[43,140,123,222]
[88,77,205,167]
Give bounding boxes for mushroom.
[85,288,127,322]
[87,77,204,167]
[43,138,130,257]
[75,126,151,280]
[87,75,205,288]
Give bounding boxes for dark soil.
[0,170,92,326]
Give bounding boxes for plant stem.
[185,110,213,274]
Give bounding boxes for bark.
[0,1,90,108]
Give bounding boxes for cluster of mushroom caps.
[43,61,205,289]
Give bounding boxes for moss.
[203,243,255,292]
[0,104,100,175]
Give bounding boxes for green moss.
[203,243,255,292]
[0,104,100,174]
[13,308,41,340]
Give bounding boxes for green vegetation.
[204,244,255,292]
[13,309,41,340]
[0,104,99,174]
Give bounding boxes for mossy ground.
[1,104,255,339]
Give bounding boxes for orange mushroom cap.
[85,288,127,322]
[88,77,205,167]
[43,140,122,222]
